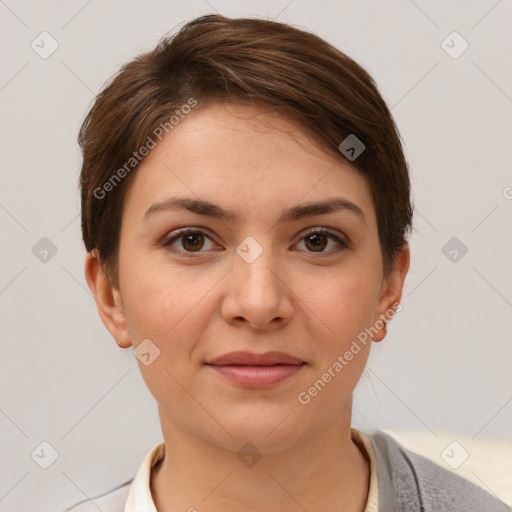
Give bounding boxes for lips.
[205,351,306,388]
[206,350,304,366]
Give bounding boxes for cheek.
[120,254,221,350]
[295,273,375,415]
[300,268,380,346]
[119,261,220,402]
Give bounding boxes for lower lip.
[207,364,306,388]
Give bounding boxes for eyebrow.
[143,196,366,225]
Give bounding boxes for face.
[87,102,408,453]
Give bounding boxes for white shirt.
[66,428,379,511]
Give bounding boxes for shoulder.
[369,430,511,512]
[62,479,132,512]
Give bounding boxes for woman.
[70,14,509,512]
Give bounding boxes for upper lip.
[206,351,305,366]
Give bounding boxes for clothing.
[371,431,511,511]
[122,429,378,512]
[64,429,510,512]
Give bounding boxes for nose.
[220,245,294,330]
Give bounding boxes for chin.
[203,404,307,453]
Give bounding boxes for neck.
[151,408,370,512]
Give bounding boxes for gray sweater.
[372,431,511,511]
[64,430,511,511]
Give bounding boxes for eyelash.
[161,227,351,257]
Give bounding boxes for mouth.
[204,351,306,388]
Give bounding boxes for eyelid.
[294,227,351,251]
[161,227,220,253]
[161,226,351,255]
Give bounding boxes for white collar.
[124,429,378,511]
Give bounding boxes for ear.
[84,250,132,348]
[372,243,410,342]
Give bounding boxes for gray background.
[1,1,511,511]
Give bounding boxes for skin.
[85,102,409,512]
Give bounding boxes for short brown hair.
[79,14,413,288]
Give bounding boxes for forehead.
[122,102,376,227]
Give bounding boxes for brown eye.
[304,233,328,252]
[163,229,217,254]
[295,228,350,255]
[181,232,205,251]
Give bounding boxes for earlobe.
[372,243,410,342]
[84,251,132,348]
[371,318,388,343]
